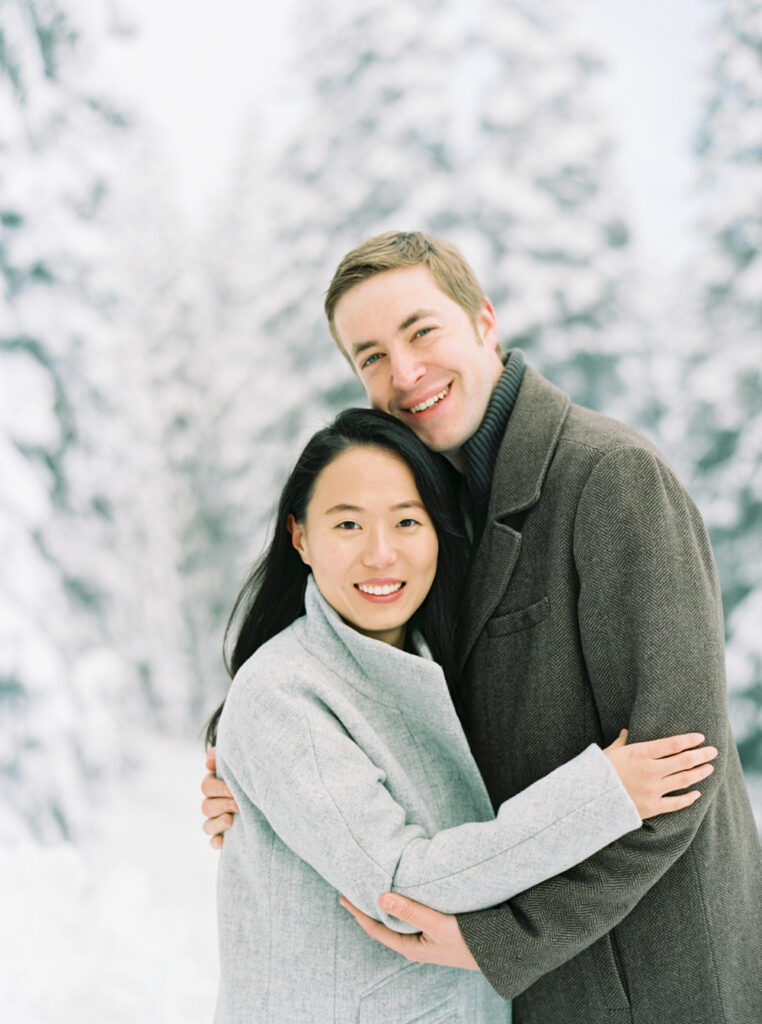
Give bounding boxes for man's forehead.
[335,266,451,339]
[338,265,445,313]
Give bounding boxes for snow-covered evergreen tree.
[91,138,205,724]
[681,0,762,769]
[0,0,190,840]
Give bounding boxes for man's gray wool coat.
[455,364,762,1024]
[214,575,642,1024]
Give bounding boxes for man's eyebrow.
[349,310,439,358]
[399,309,437,331]
[350,341,376,358]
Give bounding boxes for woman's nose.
[362,529,397,568]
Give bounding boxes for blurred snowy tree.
[680,0,762,768]
[96,140,207,722]
[0,0,189,841]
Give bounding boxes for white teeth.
[357,583,404,596]
[409,385,449,414]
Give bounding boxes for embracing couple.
[201,231,762,1023]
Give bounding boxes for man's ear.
[286,514,310,565]
[476,298,499,352]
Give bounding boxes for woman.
[208,408,714,1024]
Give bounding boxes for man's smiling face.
[332,265,504,461]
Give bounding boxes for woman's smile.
[354,579,406,601]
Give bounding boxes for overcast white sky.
[110,0,713,270]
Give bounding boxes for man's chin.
[407,425,466,466]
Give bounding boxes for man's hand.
[201,747,239,849]
[339,893,480,971]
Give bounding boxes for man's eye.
[361,352,382,369]
[414,327,433,339]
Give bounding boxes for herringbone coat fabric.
[214,576,642,1024]
[455,365,762,1024]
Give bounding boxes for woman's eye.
[336,521,360,530]
[414,326,433,339]
[397,518,420,528]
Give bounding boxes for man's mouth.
[355,582,405,596]
[408,384,451,415]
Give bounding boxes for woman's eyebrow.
[323,503,363,515]
[322,500,425,515]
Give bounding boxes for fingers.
[341,895,479,970]
[201,772,235,800]
[656,791,702,813]
[201,750,236,848]
[659,763,714,794]
[341,892,431,935]
[203,812,234,837]
[645,748,716,815]
[339,897,421,959]
[200,763,238,844]
[375,895,478,970]
[641,733,706,758]
[660,745,718,778]
[377,893,446,935]
[609,729,628,750]
[201,796,240,818]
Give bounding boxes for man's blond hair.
[324,231,487,352]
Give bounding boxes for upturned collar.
[462,349,525,503]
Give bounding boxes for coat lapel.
[457,367,571,674]
[457,523,522,675]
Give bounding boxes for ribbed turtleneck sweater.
[461,348,525,540]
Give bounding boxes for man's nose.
[390,348,425,391]
[362,528,397,568]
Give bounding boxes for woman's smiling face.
[288,445,439,649]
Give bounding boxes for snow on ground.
[0,735,219,1024]
[1,736,760,1024]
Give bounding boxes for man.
[202,231,762,1022]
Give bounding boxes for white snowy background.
[1,0,760,1020]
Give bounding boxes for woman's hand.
[201,747,239,849]
[603,730,718,820]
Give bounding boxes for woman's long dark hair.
[205,408,469,747]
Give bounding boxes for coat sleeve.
[218,671,641,934]
[457,445,730,997]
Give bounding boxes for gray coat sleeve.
[457,446,729,996]
[219,676,641,934]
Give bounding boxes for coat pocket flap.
[486,596,550,636]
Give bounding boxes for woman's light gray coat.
[214,576,641,1024]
